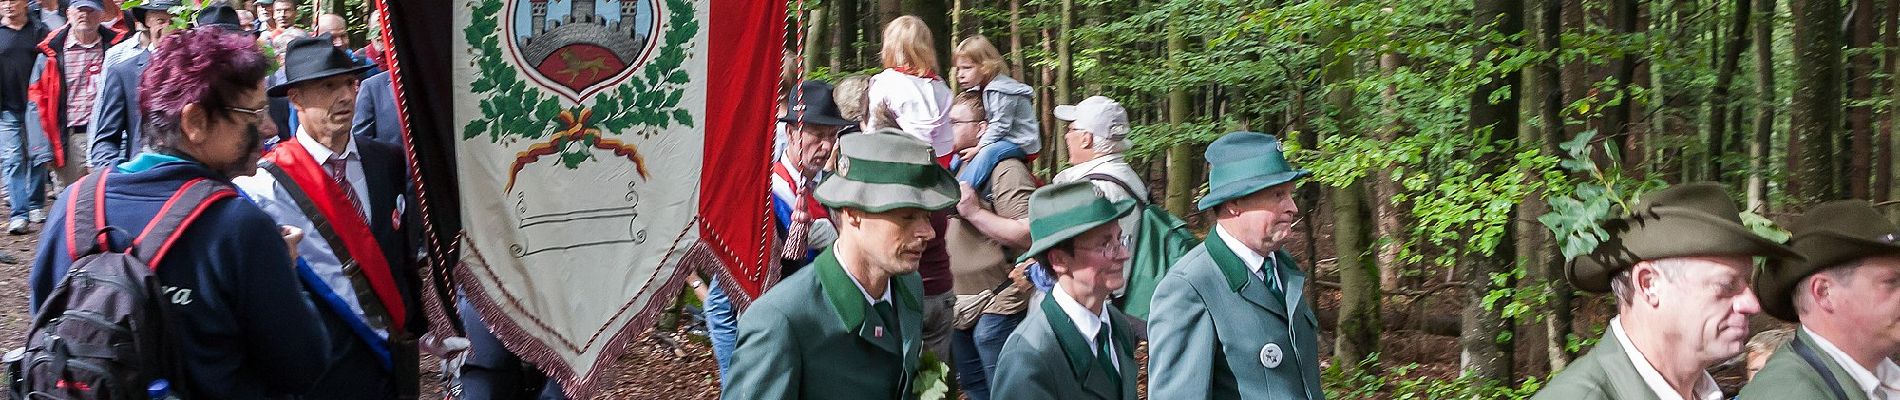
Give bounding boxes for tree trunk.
[1165,11,1197,217]
[1882,0,1898,202]
[1374,47,1407,291]
[1748,0,1776,211]
[1601,0,1641,166]
[1532,0,1573,371]
[1009,0,1025,79]
[1465,0,1522,382]
[805,7,827,77]
[1847,0,1877,199]
[1042,26,1062,174]
[1709,0,1751,183]
[1791,0,1846,204]
[828,0,849,73]
[1322,4,1380,371]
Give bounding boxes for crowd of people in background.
[4,0,437,398]
[0,1,1890,398]
[701,12,1900,400]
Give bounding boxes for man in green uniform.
[1741,200,1900,400]
[1533,183,1799,400]
[721,129,958,400]
[989,181,1140,399]
[1147,131,1321,400]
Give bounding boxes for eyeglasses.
[952,119,985,125]
[225,105,269,120]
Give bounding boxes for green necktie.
[1095,322,1122,389]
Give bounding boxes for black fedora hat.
[778,80,855,127]
[131,0,181,22]
[194,3,241,29]
[268,34,369,97]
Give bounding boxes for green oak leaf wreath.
[461,0,700,169]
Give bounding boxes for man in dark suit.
[352,70,401,147]
[232,34,421,399]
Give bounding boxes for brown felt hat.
[1756,200,1900,322]
[1568,182,1800,293]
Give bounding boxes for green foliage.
[1539,130,1665,262]
[911,352,954,400]
[1323,353,1547,399]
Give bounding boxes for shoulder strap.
[63,171,109,261]
[1083,173,1145,205]
[130,178,237,268]
[260,162,358,266]
[1791,335,1855,400]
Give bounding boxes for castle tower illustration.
[519,0,651,92]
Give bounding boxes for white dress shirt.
[230,136,385,338]
[1052,284,1119,371]
[297,132,371,221]
[1214,224,1281,292]
[1610,317,1722,400]
[1804,327,1900,400]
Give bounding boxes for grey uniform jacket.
[1147,236,1322,400]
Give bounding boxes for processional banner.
[450,0,784,396]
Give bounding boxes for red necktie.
[325,155,366,221]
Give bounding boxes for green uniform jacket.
[1146,236,1322,400]
[1531,329,1661,400]
[721,248,925,400]
[1737,330,1869,400]
[990,294,1139,400]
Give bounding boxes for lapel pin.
[1260,343,1283,369]
[874,326,884,338]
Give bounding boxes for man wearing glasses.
[989,181,1140,399]
[1147,131,1322,400]
[234,34,421,399]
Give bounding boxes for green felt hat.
[1756,200,1900,322]
[1197,132,1311,211]
[1568,182,1800,293]
[1018,181,1137,263]
[814,129,958,213]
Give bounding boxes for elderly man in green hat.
[1739,200,1900,400]
[1147,131,1321,400]
[1533,182,1799,400]
[989,181,1140,399]
[721,129,957,400]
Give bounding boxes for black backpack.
[18,171,235,400]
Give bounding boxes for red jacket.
[27,24,126,168]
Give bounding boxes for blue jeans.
[952,326,990,400]
[973,311,1026,387]
[704,278,739,378]
[953,141,1028,196]
[0,110,49,218]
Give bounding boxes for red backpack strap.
[129,178,237,268]
[62,171,110,261]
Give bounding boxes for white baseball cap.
[1054,96,1130,141]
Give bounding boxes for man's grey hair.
[1090,135,1131,156]
[1609,258,1691,309]
[1792,259,1863,315]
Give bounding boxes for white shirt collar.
[840,263,892,305]
[1052,284,1110,348]
[1802,326,1900,399]
[1214,223,1269,277]
[1611,317,1722,400]
[297,130,358,162]
[1052,285,1118,371]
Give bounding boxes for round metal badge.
[1260,343,1284,369]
